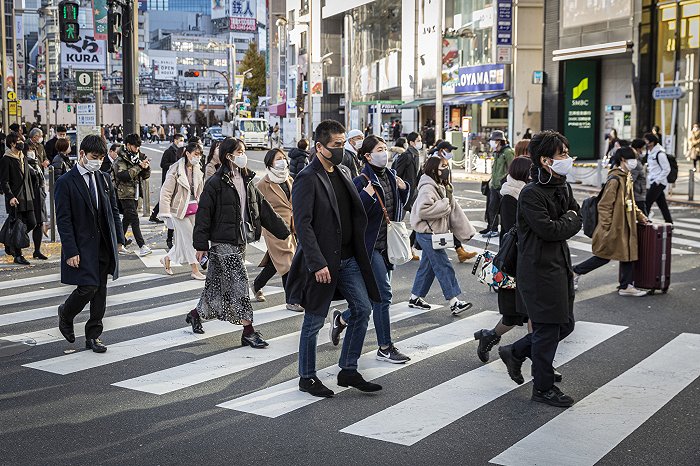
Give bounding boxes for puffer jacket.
[193,164,290,251]
[288,147,309,178]
[410,174,476,242]
[112,147,151,200]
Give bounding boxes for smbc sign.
[563,60,599,160]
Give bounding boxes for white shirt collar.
[76,163,90,177]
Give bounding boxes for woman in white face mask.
[329,135,413,362]
[573,147,650,296]
[158,141,206,280]
[252,148,302,311]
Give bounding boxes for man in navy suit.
[55,135,125,353]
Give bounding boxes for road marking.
[24,298,305,375]
[0,273,159,309]
[112,302,435,395]
[679,218,700,225]
[2,285,281,344]
[140,146,165,155]
[455,195,486,203]
[672,221,700,231]
[217,310,499,417]
[139,248,255,267]
[249,239,268,253]
[340,321,627,446]
[0,273,61,291]
[489,333,700,466]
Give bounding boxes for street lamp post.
[0,0,8,133]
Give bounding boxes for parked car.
[203,126,225,146]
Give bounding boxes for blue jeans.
[298,257,373,379]
[343,249,392,348]
[411,232,461,300]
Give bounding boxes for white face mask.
[626,159,638,170]
[273,159,288,170]
[83,156,102,173]
[177,141,185,148]
[442,150,453,160]
[190,156,201,166]
[353,139,364,150]
[489,140,499,151]
[369,150,388,168]
[233,153,248,168]
[26,151,36,160]
[550,157,574,176]
[415,141,423,150]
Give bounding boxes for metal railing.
[689,169,696,202]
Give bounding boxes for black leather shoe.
[33,251,48,260]
[532,385,574,407]
[474,328,501,363]
[14,256,30,265]
[241,331,268,348]
[499,345,525,385]
[149,215,164,224]
[58,304,75,343]
[85,338,108,353]
[299,377,334,398]
[185,312,205,334]
[337,369,382,392]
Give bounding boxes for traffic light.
[58,1,80,43]
[184,70,201,78]
[108,6,123,53]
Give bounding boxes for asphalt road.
[1,143,699,465]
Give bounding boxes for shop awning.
[398,98,435,109]
[552,41,633,61]
[444,92,507,106]
[269,103,286,117]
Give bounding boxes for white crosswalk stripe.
[0,273,61,291]
[217,310,499,417]
[0,273,159,308]
[340,321,627,445]
[112,301,436,395]
[490,333,700,466]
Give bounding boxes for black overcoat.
[54,166,125,286]
[288,157,380,317]
[516,176,582,324]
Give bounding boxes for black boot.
[474,329,501,363]
[499,345,525,385]
[185,310,204,334]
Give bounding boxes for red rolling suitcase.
[634,223,672,294]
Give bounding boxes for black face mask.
[321,145,344,166]
[439,167,450,182]
[15,142,24,152]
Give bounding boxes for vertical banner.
[442,37,459,95]
[15,14,25,89]
[563,60,599,160]
[234,75,244,100]
[310,62,323,97]
[37,73,47,99]
[92,0,108,41]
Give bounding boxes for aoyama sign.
[455,64,507,93]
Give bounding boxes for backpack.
[580,175,619,238]
[666,154,679,184]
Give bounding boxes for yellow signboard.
[8,101,17,116]
[7,91,16,101]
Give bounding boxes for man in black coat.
[44,125,67,162]
[55,135,125,353]
[498,131,582,408]
[288,120,381,398]
[392,131,422,212]
[149,133,184,225]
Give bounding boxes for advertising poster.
[563,60,599,160]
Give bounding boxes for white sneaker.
[136,245,152,257]
[118,245,130,255]
[573,273,580,291]
[618,286,647,297]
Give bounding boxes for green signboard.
[563,60,598,160]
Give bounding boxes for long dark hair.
[423,155,447,186]
[218,137,248,175]
[207,140,220,166]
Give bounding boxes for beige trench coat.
[256,175,296,275]
[159,158,204,219]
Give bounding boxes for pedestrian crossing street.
[2,266,699,465]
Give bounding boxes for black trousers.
[62,240,112,340]
[636,200,648,216]
[151,202,159,217]
[254,261,288,297]
[574,256,634,289]
[512,316,575,391]
[645,182,673,223]
[120,199,145,247]
[486,189,501,232]
[6,210,37,257]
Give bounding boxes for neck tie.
[88,172,98,210]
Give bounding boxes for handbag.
[481,179,490,196]
[185,200,199,216]
[0,208,30,251]
[470,201,515,290]
[361,174,412,265]
[493,226,518,276]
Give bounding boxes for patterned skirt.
[196,243,253,325]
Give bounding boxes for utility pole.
[434,0,443,142]
[121,0,138,135]
[1,0,9,134]
[44,36,50,135]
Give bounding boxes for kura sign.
[455,64,507,93]
[60,30,106,70]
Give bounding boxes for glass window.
[450,0,494,67]
[240,120,267,133]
